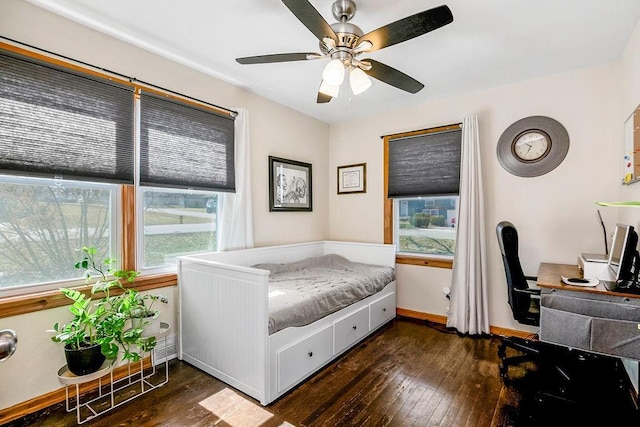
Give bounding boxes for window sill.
[396,255,453,269]
[0,273,177,319]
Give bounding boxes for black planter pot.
[64,342,105,376]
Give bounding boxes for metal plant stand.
[56,322,170,424]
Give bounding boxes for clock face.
[512,131,550,162]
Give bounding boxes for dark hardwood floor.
[8,318,640,426]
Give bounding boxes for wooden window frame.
[383,124,461,269]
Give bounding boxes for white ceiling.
[25,0,640,124]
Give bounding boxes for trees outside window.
[0,177,116,290]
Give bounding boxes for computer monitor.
[606,223,638,284]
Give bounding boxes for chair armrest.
[524,275,538,281]
[514,287,541,296]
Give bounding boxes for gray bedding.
[252,254,395,335]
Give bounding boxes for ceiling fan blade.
[317,91,333,103]
[236,53,320,64]
[317,80,334,103]
[281,0,338,43]
[360,5,453,53]
[362,59,425,93]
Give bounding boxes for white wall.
[329,62,624,332]
[618,17,640,227]
[0,0,329,411]
[616,14,640,394]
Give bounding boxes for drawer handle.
[382,308,387,312]
[352,325,357,330]
[308,351,313,357]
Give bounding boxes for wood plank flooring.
[8,318,639,426]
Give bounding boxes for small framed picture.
[269,156,312,212]
[337,163,366,194]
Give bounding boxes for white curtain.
[218,108,254,251]
[446,114,489,334]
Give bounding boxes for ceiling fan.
[236,0,454,103]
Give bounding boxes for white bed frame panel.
[178,241,396,405]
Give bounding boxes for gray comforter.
[252,254,395,335]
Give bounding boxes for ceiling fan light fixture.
[349,67,371,95]
[236,1,453,104]
[322,58,345,86]
[319,80,340,97]
[353,40,373,53]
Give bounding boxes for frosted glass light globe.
[349,67,371,95]
[322,59,345,86]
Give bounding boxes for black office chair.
[495,221,543,381]
[496,221,595,385]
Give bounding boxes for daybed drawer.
[370,292,396,330]
[334,306,370,355]
[277,325,333,392]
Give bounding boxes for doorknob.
[0,329,17,361]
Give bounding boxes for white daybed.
[177,241,396,405]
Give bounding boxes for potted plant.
[125,291,168,337]
[50,287,109,376]
[50,246,156,375]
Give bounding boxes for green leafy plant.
[50,246,158,362]
[412,213,431,228]
[118,288,168,353]
[50,287,107,353]
[430,215,446,227]
[130,292,168,319]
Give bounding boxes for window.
[0,175,117,294]
[0,49,131,295]
[393,196,459,256]
[139,189,218,270]
[137,90,235,271]
[384,124,462,265]
[0,43,236,298]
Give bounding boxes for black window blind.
[387,128,462,198]
[0,52,135,184]
[139,91,235,192]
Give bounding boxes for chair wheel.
[499,364,510,384]
[498,342,507,358]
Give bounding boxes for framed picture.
[269,156,312,211]
[337,163,366,194]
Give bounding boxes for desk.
[536,262,640,360]
[537,262,640,299]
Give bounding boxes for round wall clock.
[496,116,569,177]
